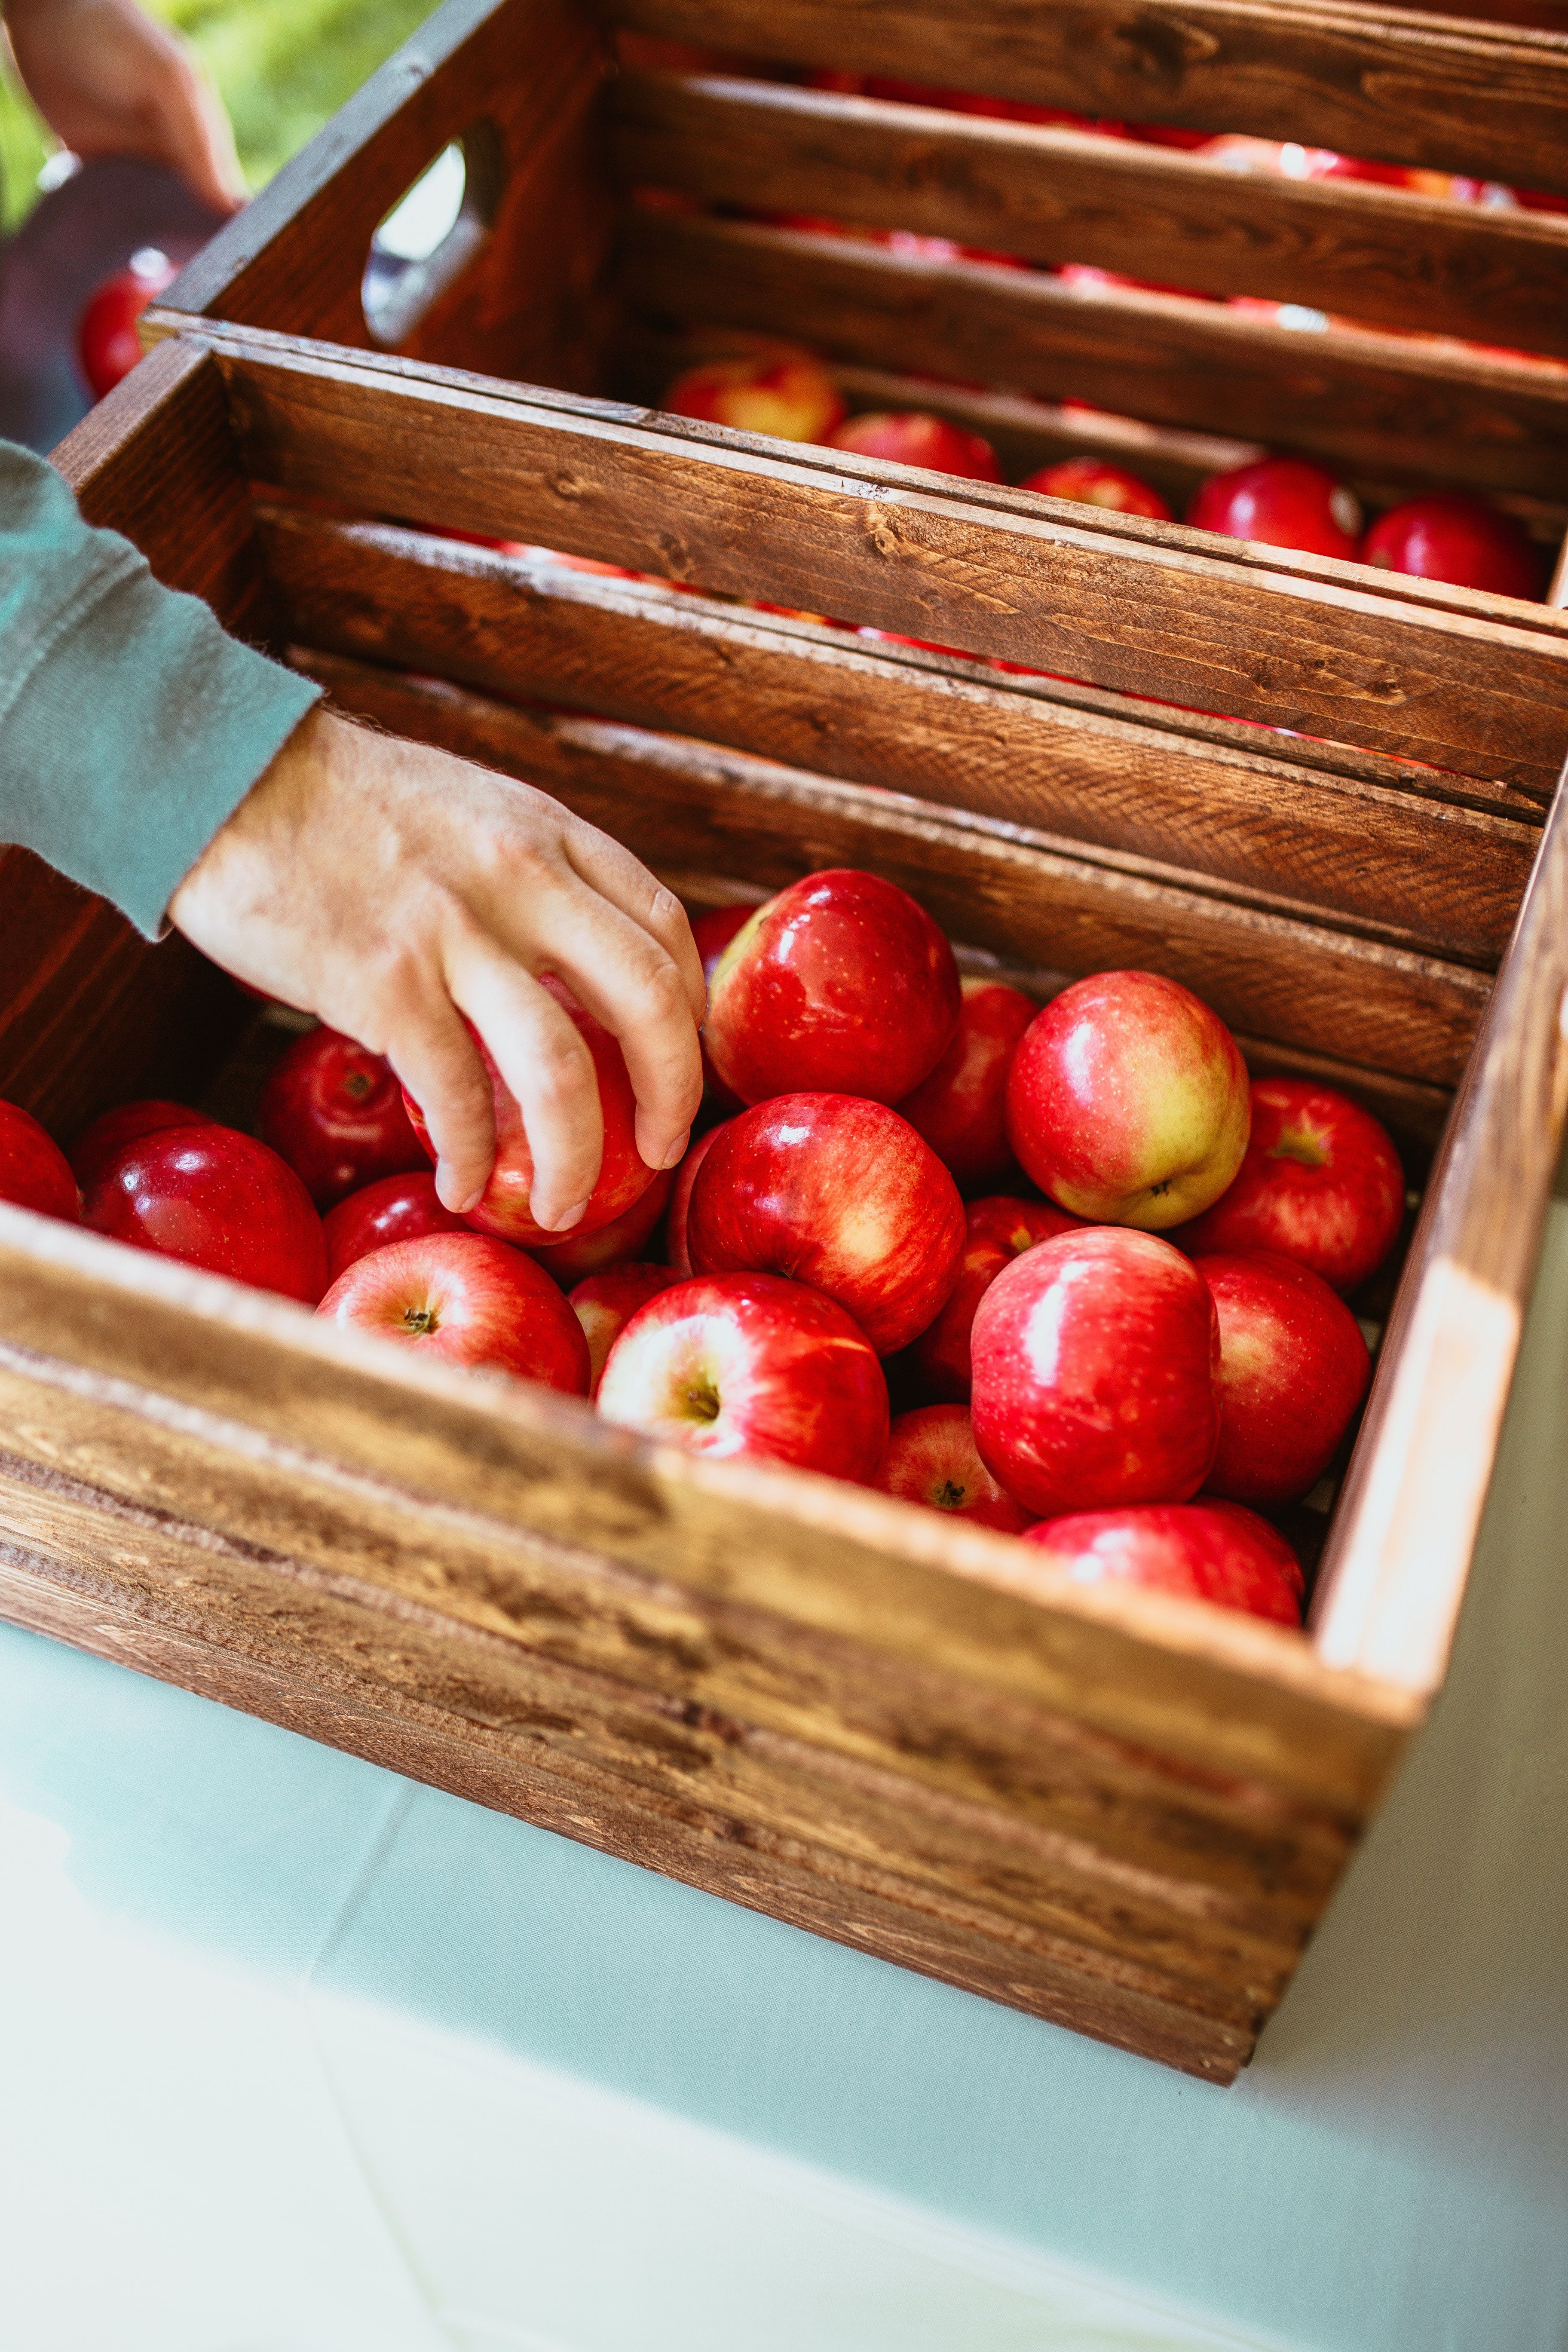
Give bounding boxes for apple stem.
[683,1381,721,1422]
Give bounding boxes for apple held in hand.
[917,1194,1081,1400]
[1021,1502,1302,1626]
[667,1121,728,1276]
[705,869,960,1106]
[971,1226,1220,1516]
[1019,457,1172,520]
[318,1232,588,1393]
[1174,1078,1404,1293]
[530,1167,674,1287]
[69,1099,212,1193]
[687,1094,965,1355]
[1187,457,1362,561]
[402,976,655,1247]
[83,1124,327,1302]
[323,1170,469,1285]
[875,1404,1034,1531]
[1198,1251,1370,1505]
[1006,970,1250,1227]
[664,347,845,442]
[0,1100,79,1221]
[570,1262,681,1397]
[262,1026,427,1208]
[1362,493,1543,601]
[896,975,1036,1191]
[829,410,1003,481]
[692,902,759,1117]
[77,247,178,401]
[597,1271,889,1479]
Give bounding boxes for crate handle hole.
[361,121,504,349]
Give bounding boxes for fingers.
[156,49,246,213]
[447,939,605,1231]
[564,824,706,1023]
[378,996,497,1216]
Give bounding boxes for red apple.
[597,1271,888,1476]
[829,410,1003,481]
[705,869,961,1106]
[971,1226,1220,1516]
[570,1262,682,1396]
[1020,1501,1302,1625]
[1005,971,1250,1227]
[77,246,178,401]
[1187,457,1362,561]
[530,1166,674,1286]
[401,975,655,1247]
[896,974,1036,1190]
[875,1403,1034,1531]
[318,1231,588,1392]
[692,902,759,1116]
[1019,457,1173,521]
[917,1194,1081,1400]
[322,1171,469,1285]
[1173,1078,1405,1294]
[0,1101,79,1221]
[261,1026,427,1208]
[68,1099,212,1193]
[1197,1251,1370,1505]
[687,1094,965,1355]
[83,1124,327,1303]
[667,1122,728,1277]
[664,348,846,442]
[1362,493,1544,601]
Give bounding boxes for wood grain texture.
[1314,753,1568,1689]
[611,72,1568,354]
[620,208,1568,507]
[603,0,1568,194]
[266,514,1538,962]
[296,648,1490,1084]
[186,321,1568,792]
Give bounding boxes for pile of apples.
[0,868,1406,1635]
[664,348,1547,600]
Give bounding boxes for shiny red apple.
[1005,970,1250,1227]
[1020,1501,1302,1625]
[0,1100,79,1220]
[597,1270,889,1478]
[322,1170,469,1285]
[875,1404,1034,1531]
[1362,493,1543,601]
[829,410,1003,480]
[1187,457,1362,560]
[1019,457,1173,520]
[570,1262,682,1397]
[1198,1251,1371,1505]
[1173,1078,1405,1294]
[704,869,961,1106]
[896,974,1036,1190]
[318,1231,588,1393]
[530,1167,674,1287]
[692,901,759,1116]
[77,246,178,400]
[401,976,656,1247]
[83,1124,327,1303]
[261,1026,427,1208]
[664,347,845,441]
[916,1193,1081,1400]
[687,1093,965,1355]
[667,1122,728,1277]
[68,1098,211,1193]
[971,1226,1221,1516]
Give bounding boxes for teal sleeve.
[0,438,322,939]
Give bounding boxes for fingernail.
[542,1198,590,1233]
[659,1130,692,1171]
[456,1188,484,1215]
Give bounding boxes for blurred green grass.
[1,0,438,230]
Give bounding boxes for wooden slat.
[295,648,1491,1084]
[604,0,1568,195]
[612,73,1568,355]
[1315,753,1568,1689]
[175,319,1568,792]
[621,209,1568,508]
[263,514,1539,962]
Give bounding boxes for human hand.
[168,709,706,1229]
[4,0,244,215]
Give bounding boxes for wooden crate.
[3,1,1568,2082]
